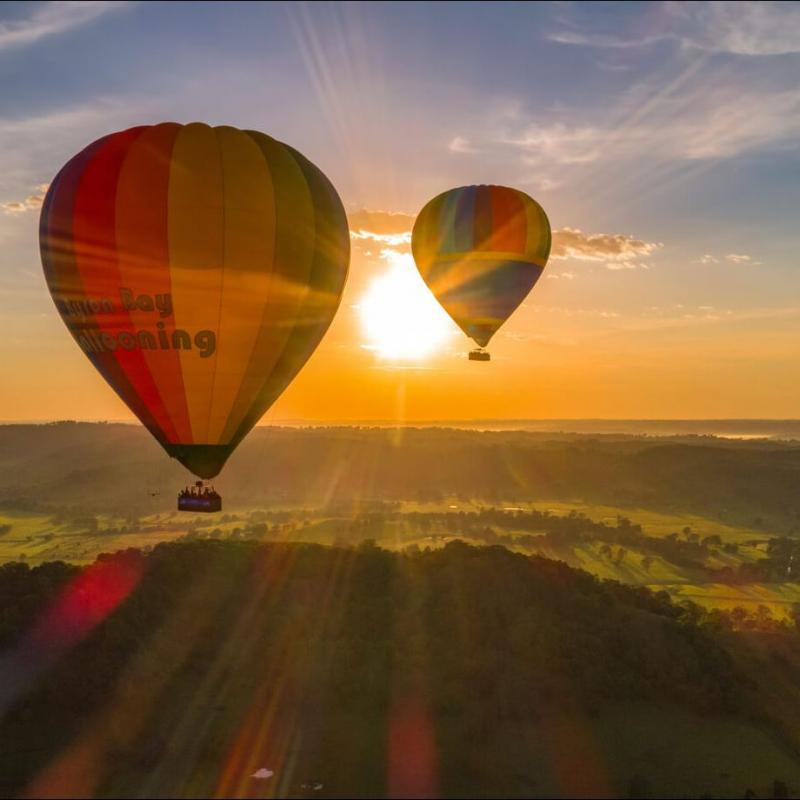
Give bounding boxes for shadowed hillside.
[2,423,800,531]
[1,541,800,798]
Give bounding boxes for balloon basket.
[178,480,222,513]
[468,348,491,362]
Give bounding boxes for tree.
[627,774,650,799]
[772,779,788,799]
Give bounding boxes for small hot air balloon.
[40,123,349,507]
[411,185,550,361]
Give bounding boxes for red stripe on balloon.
[71,128,179,443]
[115,123,194,444]
[41,136,167,442]
[489,186,526,253]
[473,185,494,251]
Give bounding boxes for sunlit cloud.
[528,304,622,320]
[695,253,762,266]
[351,229,411,247]
[726,253,761,264]
[348,209,415,234]
[448,135,477,154]
[1,184,48,215]
[551,227,662,270]
[0,1,130,52]
[605,261,649,271]
[348,212,661,274]
[546,271,576,280]
[348,210,416,255]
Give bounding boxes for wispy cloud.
[546,271,576,281]
[448,136,478,154]
[347,211,661,274]
[351,229,411,247]
[548,2,800,57]
[347,209,415,254]
[551,227,662,270]
[0,96,157,192]
[509,123,603,166]
[685,1,800,56]
[726,253,761,264]
[0,1,129,52]
[695,252,762,265]
[347,209,415,235]
[505,84,800,167]
[1,184,48,215]
[547,30,664,50]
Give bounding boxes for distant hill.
[1,541,800,798]
[2,422,800,531]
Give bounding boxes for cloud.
[0,1,129,52]
[546,271,576,280]
[547,29,666,50]
[0,98,158,196]
[347,209,415,235]
[347,209,415,252]
[528,176,561,192]
[605,261,649,271]
[726,253,761,264]
[548,2,800,57]
[351,229,411,247]
[696,252,762,265]
[1,184,48,215]
[551,227,662,270]
[348,212,661,274]
[679,1,800,56]
[511,123,603,166]
[506,83,800,166]
[448,136,477,154]
[526,304,622,320]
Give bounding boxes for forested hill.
[2,422,800,529]
[2,540,800,798]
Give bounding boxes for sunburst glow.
[358,250,456,360]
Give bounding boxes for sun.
[357,251,456,360]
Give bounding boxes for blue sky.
[2,1,800,420]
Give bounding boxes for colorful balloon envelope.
[411,185,551,351]
[40,123,349,479]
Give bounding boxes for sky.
[2,0,800,422]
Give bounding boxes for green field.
[529,500,772,543]
[2,499,797,621]
[592,707,800,799]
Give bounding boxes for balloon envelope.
[40,123,349,478]
[411,185,550,348]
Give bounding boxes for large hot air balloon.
[40,123,349,504]
[411,185,550,361]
